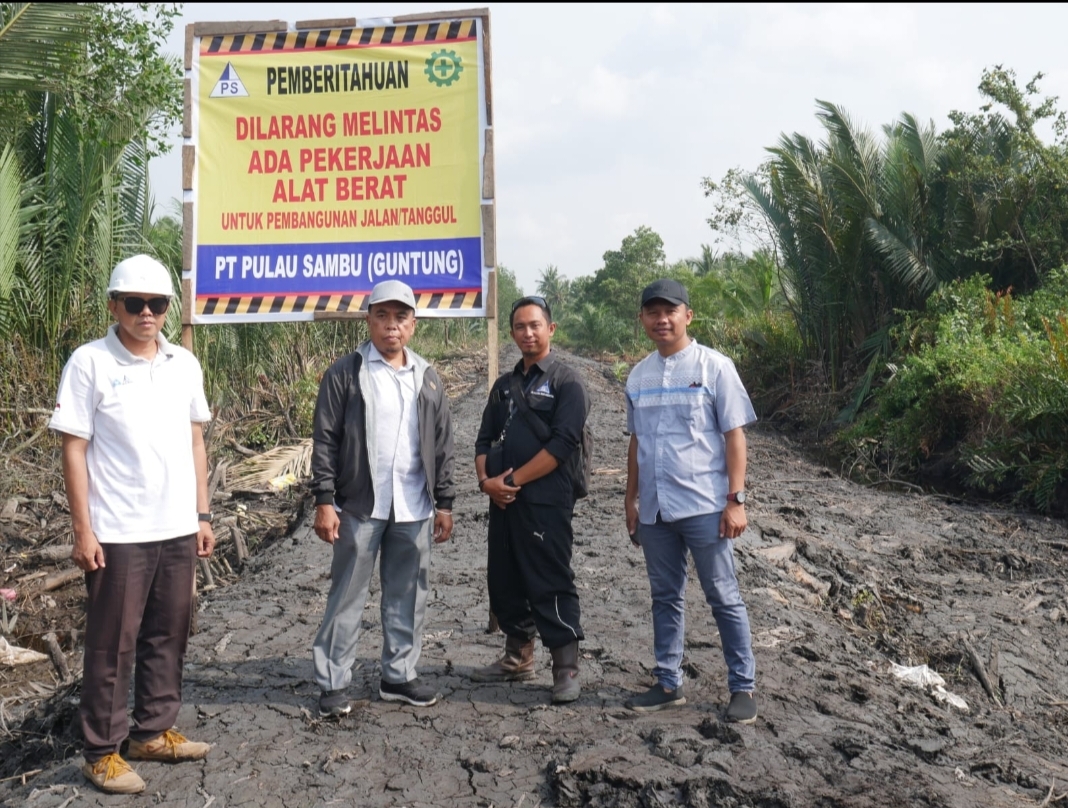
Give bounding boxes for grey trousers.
[312,509,433,690]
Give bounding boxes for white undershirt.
[367,344,432,522]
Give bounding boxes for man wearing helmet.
[50,255,215,794]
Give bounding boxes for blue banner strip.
[196,237,482,296]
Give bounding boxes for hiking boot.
[379,677,439,707]
[127,729,210,761]
[470,634,537,683]
[319,689,352,718]
[725,691,758,724]
[549,641,580,704]
[624,683,687,713]
[82,753,146,794]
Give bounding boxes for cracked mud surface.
[3,349,1067,807]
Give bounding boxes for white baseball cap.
[368,280,416,309]
[107,254,174,297]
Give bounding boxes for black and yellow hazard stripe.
[197,290,482,316]
[201,20,477,55]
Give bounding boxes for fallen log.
[44,568,82,591]
[27,545,73,562]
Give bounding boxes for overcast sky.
[153,3,1068,294]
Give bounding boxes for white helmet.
[107,254,174,297]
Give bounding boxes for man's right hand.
[72,531,105,571]
[314,504,341,544]
[482,468,521,509]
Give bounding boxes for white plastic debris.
[268,472,298,491]
[889,662,969,712]
[890,663,944,688]
[0,635,48,666]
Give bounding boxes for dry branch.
[231,526,249,565]
[198,558,215,590]
[43,568,81,591]
[963,637,1002,706]
[43,632,71,683]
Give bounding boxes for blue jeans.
[639,512,755,693]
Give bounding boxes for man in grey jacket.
[310,280,455,716]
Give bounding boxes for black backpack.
[508,374,592,499]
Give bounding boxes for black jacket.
[311,341,455,517]
[475,351,589,508]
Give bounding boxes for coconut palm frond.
[0,3,92,91]
[227,439,313,491]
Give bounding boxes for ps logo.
[210,63,249,98]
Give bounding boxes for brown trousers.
[81,535,197,762]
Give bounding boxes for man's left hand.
[720,503,747,539]
[433,511,453,544]
[197,524,216,557]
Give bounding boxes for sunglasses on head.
[511,296,551,316]
[117,296,171,315]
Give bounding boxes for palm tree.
[0,3,174,361]
[536,264,570,318]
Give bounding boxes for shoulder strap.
[508,372,552,442]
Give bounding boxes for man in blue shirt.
[623,279,758,723]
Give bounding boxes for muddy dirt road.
[3,348,1067,807]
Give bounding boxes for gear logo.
[424,49,463,87]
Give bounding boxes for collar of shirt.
[512,350,557,380]
[368,342,413,372]
[104,324,175,366]
[654,337,697,365]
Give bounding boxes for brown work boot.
[470,634,537,682]
[550,641,580,703]
[82,753,146,794]
[127,729,210,761]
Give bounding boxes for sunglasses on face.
[117,296,171,315]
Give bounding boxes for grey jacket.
[311,341,455,517]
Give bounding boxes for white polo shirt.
[49,325,212,543]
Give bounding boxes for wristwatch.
[503,473,516,487]
[726,491,747,505]
[198,512,214,523]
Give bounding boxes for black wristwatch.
[503,473,516,487]
[198,512,214,524]
[726,491,747,505]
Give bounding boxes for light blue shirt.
[626,339,757,524]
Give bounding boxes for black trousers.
[487,498,583,649]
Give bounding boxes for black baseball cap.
[640,278,689,307]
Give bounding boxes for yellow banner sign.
[192,20,485,321]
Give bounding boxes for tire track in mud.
[5,348,1067,807]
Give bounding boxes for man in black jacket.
[471,296,590,703]
[310,280,455,716]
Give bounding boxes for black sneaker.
[725,691,757,724]
[319,689,352,717]
[379,677,439,707]
[624,683,686,713]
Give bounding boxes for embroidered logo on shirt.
[689,381,702,388]
[109,374,134,389]
[532,381,553,397]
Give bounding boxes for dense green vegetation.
[0,3,1063,510]
[544,67,1068,510]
